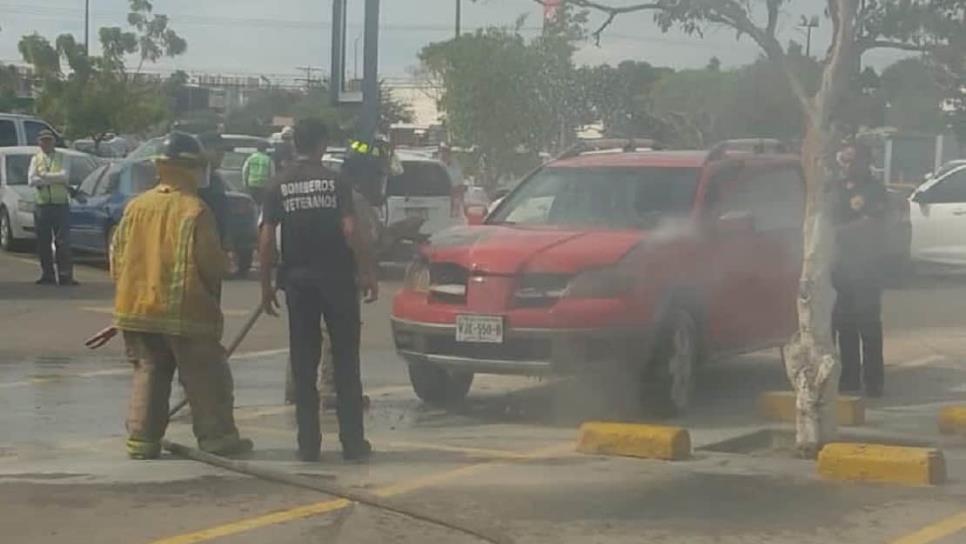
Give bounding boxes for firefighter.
[831,141,888,398]
[259,119,377,462]
[28,129,77,286]
[110,132,252,459]
[242,140,275,206]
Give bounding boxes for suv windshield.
[489,166,700,229]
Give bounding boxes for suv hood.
[426,225,646,275]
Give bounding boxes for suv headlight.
[564,266,633,299]
[403,256,430,293]
[18,200,35,214]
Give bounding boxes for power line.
[0,2,738,50]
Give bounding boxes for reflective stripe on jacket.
[111,161,227,339]
[31,151,70,205]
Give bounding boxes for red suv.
[392,141,804,414]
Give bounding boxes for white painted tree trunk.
[782,0,859,458]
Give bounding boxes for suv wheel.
[1,208,23,252]
[648,308,700,417]
[408,361,474,406]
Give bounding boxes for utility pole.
[455,0,461,38]
[798,16,819,58]
[360,0,380,140]
[85,0,91,56]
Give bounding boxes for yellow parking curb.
[817,443,946,486]
[758,391,865,426]
[937,405,966,436]
[576,422,691,461]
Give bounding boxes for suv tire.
[648,308,700,417]
[408,361,474,406]
[235,248,254,277]
[1,207,25,252]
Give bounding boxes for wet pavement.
[1,252,966,543]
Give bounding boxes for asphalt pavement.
[1,249,964,544]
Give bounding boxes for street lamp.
[797,15,820,58]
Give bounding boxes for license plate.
[405,207,430,220]
[456,315,504,344]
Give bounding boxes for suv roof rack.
[706,138,789,162]
[558,138,664,160]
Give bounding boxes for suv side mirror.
[717,210,755,234]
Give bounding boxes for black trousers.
[285,277,364,454]
[34,204,74,281]
[833,277,884,393]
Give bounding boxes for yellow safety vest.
[33,151,70,206]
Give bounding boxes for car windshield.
[4,154,31,186]
[489,166,700,229]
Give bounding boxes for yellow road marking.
[150,443,570,544]
[891,510,966,544]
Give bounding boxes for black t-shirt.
[263,158,355,282]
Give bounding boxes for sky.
[0,0,907,79]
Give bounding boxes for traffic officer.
[242,140,275,206]
[28,129,77,286]
[110,132,252,459]
[831,141,888,398]
[259,118,377,462]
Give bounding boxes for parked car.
[0,114,64,148]
[909,162,966,268]
[0,147,100,252]
[391,142,807,414]
[68,159,258,273]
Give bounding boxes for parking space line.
[149,443,570,544]
[890,510,966,544]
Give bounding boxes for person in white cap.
[28,129,77,286]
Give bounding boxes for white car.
[910,162,966,268]
[0,147,100,252]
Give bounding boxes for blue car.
[69,159,258,273]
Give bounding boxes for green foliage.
[576,61,673,139]
[880,58,945,133]
[17,0,187,145]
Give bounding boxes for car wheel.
[0,207,25,252]
[407,361,474,406]
[648,308,700,417]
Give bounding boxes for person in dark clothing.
[273,126,295,172]
[197,132,230,246]
[258,118,378,462]
[830,142,889,397]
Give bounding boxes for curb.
[817,442,946,486]
[758,391,865,426]
[938,405,966,436]
[576,422,691,461]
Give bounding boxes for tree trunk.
[783,124,841,458]
[782,0,859,457]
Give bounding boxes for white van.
[385,152,462,236]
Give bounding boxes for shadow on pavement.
[0,281,114,301]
